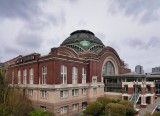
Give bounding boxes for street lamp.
[133,80,138,109]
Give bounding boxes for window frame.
[41,90,47,98]
[82,68,86,84]
[72,89,79,96]
[42,66,47,84]
[72,67,78,84]
[29,68,34,84]
[61,65,67,84]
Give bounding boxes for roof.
[60,30,105,53]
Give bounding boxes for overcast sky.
[0,0,160,73]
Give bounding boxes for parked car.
[156,105,160,111]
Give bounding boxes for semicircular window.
[103,61,115,76]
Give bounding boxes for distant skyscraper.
[152,66,160,74]
[135,65,144,74]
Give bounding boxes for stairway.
[129,93,140,105]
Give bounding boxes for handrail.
[129,94,134,101]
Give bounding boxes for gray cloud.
[0,0,42,21]
[108,0,160,23]
[127,36,160,49]
[16,32,43,49]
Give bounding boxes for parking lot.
[139,97,160,116]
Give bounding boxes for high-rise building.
[135,65,144,74]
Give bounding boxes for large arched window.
[103,61,115,75]
[61,65,67,84]
[72,67,78,84]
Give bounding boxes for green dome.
[60,30,105,53]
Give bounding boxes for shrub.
[111,98,121,103]
[29,108,54,116]
[119,100,135,116]
[106,103,126,116]
[84,101,103,116]
[96,97,111,114]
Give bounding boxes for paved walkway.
[139,97,160,116]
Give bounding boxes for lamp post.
[133,80,138,109]
[141,79,147,108]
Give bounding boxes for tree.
[0,71,32,116]
[84,101,103,116]
[96,97,111,114]
[29,108,54,116]
[119,100,135,116]
[106,103,126,116]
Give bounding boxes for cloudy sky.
[0,0,160,72]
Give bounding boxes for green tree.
[29,108,54,116]
[0,71,32,116]
[119,100,135,116]
[96,97,111,114]
[84,101,103,116]
[106,103,126,116]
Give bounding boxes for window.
[28,89,33,97]
[82,68,86,84]
[82,88,87,95]
[41,90,47,98]
[60,90,68,98]
[72,104,78,111]
[72,89,78,96]
[92,76,97,84]
[29,68,34,84]
[42,66,47,84]
[12,71,14,84]
[18,70,21,84]
[61,65,67,84]
[40,106,46,112]
[93,88,97,94]
[82,102,87,110]
[23,69,27,84]
[60,106,68,114]
[103,61,115,75]
[124,85,128,93]
[72,67,78,84]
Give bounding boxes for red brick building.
[8,30,130,115]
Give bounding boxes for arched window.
[82,68,86,84]
[23,69,27,84]
[72,67,78,84]
[103,61,115,75]
[42,66,47,84]
[61,65,67,84]
[29,68,34,84]
[18,70,21,84]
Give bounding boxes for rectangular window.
[72,104,78,111]
[40,106,46,112]
[28,89,33,97]
[72,89,78,96]
[41,90,47,98]
[72,67,78,84]
[82,68,86,84]
[82,102,87,110]
[60,90,68,98]
[23,69,27,84]
[18,70,21,84]
[61,65,67,84]
[60,106,68,114]
[29,68,34,84]
[82,88,87,95]
[93,88,97,94]
[42,66,47,84]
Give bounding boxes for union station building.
[8,30,159,115]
